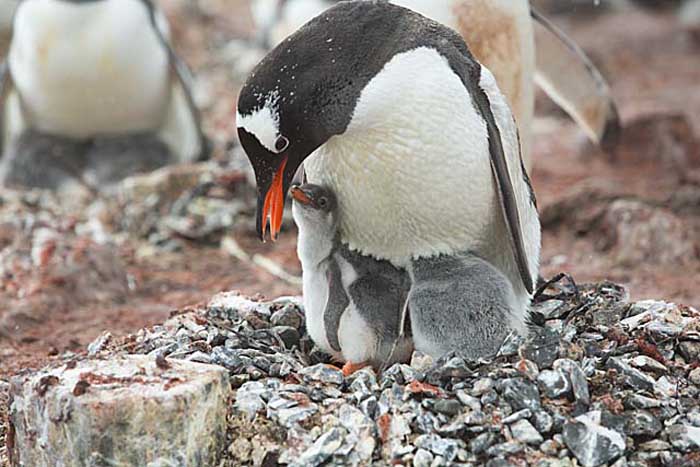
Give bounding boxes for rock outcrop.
[8,355,230,467]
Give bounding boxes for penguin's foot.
[342,361,370,377]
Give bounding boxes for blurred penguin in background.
[0,0,206,191]
[252,0,621,172]
[0,0,16,33]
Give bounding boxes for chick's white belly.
[10,0,171,138]
[302,265,337,356]
[337,304,377,364]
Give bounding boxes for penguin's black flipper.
[0,61,11,157]
[439,31,539,296]
[482,118,535,295]
[0,61,30,185]
[142,0,209,162]
[163,41,210,161]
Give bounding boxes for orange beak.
[261,157,288,241]
[290,185,312,206]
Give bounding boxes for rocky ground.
[1,0,700,465]
[7,277,700,465]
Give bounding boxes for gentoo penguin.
[291,183,413,374]
[252,0,620,170]
[407,252,518,360]
[0,0,205,187]
[237,2,541,339]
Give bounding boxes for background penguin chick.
[292,184,413,374]
[408,252,520,361]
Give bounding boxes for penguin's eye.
[274,135,289,153]
[318,197,328,208]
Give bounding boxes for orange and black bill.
[238,126,310,242]
[258,156,288,241]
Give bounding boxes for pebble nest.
[108,277,700,467]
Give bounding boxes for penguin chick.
[408,252,519,361]
[291,183,413,374]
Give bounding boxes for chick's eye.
[274,135,289,153]
[318,197,328,208]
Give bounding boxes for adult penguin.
[237,1,541,328]
[0,0,205,186]
[252,0,620,171]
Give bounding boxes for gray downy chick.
[291,183,413,373]
[408,252,519,361]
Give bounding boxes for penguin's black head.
[236,0,417,241]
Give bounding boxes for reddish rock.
[600,200,698,267]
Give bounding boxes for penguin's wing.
[473,67,540,295]
[531,8,621,150]
[444,34,540,295]
[323,258,347,353]
[142,0,207,162]
[0,60,27,158]
[0,61,12,155]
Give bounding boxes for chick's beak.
[290,185,313,206]
[260,156,288,241]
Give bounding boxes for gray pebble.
[433,399,463,417]
[502,408,532,424]
[469,432,496,454]
[523,327,561,369]
[471,378,495,396]
[413,448,434,467]
[290,428,344,467]
[537,369,572,399]
[563,412,625,467]
[554,359,590,407]
[667,424,700,452]
[271,325,300,349]
[486,442,524,457]
[607,358,656,391]
[510,419,544,445]
[299,363,344,385]
[532,410,554,434]
[624,410,662,436]
[499,378,542,411]
[414,434,460,462]
[270,304,304,329]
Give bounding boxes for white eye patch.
[237,91,287,154]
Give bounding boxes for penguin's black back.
[238,0,484,140]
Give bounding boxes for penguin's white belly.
[9,0,170,138]
[305,48,496,267]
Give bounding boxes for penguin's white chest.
[305,48,496,266]
[9,0,171,138]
